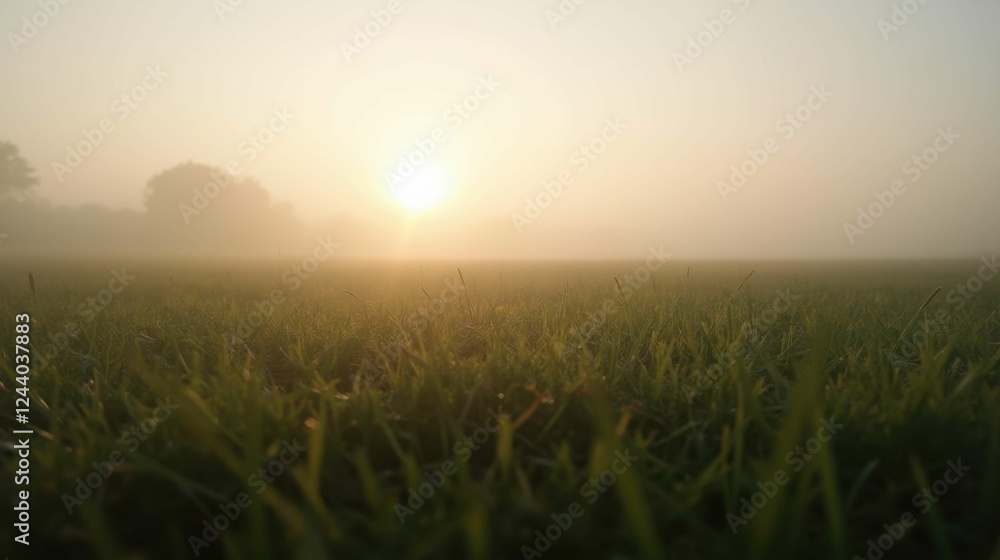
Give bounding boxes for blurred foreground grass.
[2,258,999,559]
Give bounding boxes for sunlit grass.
[1,260,999,559]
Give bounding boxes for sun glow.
[388,162,448,211]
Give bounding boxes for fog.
[2,0,998,260]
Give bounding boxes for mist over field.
[2,0,1000,260]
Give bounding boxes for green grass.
[2,258,999,560]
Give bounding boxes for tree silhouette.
[141,162,305,254]
[0,141,38,197]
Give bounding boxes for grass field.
[2,258,1000,560]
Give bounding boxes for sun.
[389,163,448,211]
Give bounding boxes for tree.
[140,162,305,254]
[0,141,38,198]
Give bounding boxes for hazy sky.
[2,0,998,259]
